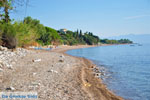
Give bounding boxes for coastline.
[0,45,123,100]
[52,45,123,100]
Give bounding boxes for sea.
[66,44,150,100]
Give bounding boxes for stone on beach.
[0,46,29,70]
[84,83,91,87]
[0,68,3,72]
[59,59,64,62]
[6,86,15,91]
[48,69,58,73]
[33,59,42,62]
[0,46,8,51]
[33,72,37,76]
[0,45,123,100]
[60,55,65,58]
[31,82,41,86]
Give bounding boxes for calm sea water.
[67,44,150,100]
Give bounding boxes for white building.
[59,29,67,34]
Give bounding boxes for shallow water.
[67,44,150,100]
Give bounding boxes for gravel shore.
[0,45,123,100]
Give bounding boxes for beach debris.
[33,72,37,76]
[48,69,58,73]
[84,83,91,87]
[31,82,41,87]
[6,86,15,91]
[32,59,41,62]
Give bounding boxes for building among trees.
[59,29,67,34]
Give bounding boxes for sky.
[10,0,150,38]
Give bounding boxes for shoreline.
[0,45,124,100]
[52,45,123,100]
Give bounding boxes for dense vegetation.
[100,39,133,44]
[59,30,99,45]
[0,0,133,49]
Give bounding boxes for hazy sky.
[10,0,150,38]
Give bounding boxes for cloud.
[124,15,150,20]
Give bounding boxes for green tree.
[79,30,82,37]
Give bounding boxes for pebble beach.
[0,45,123,100]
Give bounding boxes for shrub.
[1,23,17,49]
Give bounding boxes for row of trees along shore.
[0,0,133,49]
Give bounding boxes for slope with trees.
[0,0,133,49]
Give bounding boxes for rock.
[5,63,13,69]
[31,82,41,87]
[64,90,68,94]
[60,55,65,58]
[0,61,4,68]
[59,59,64,62]
[93,67,99,73]
[0,46,8,51]
[0,68,3,72]
[91,65,96,68]
[33,73,37,76]
[95,73,101,77]
[32,59,41,62]
[84,83,91,87]
[11,62,16,64]
[0,47,29,70]
[48,69,58,73]
[6,86,15,91]
[0,64,3,68]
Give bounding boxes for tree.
[0,0,29,23]
[79,30,82,37]
[76,29,79,38]
[0,0,29,48]
[0,0,13,23]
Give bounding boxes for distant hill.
[107,34,150,44]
